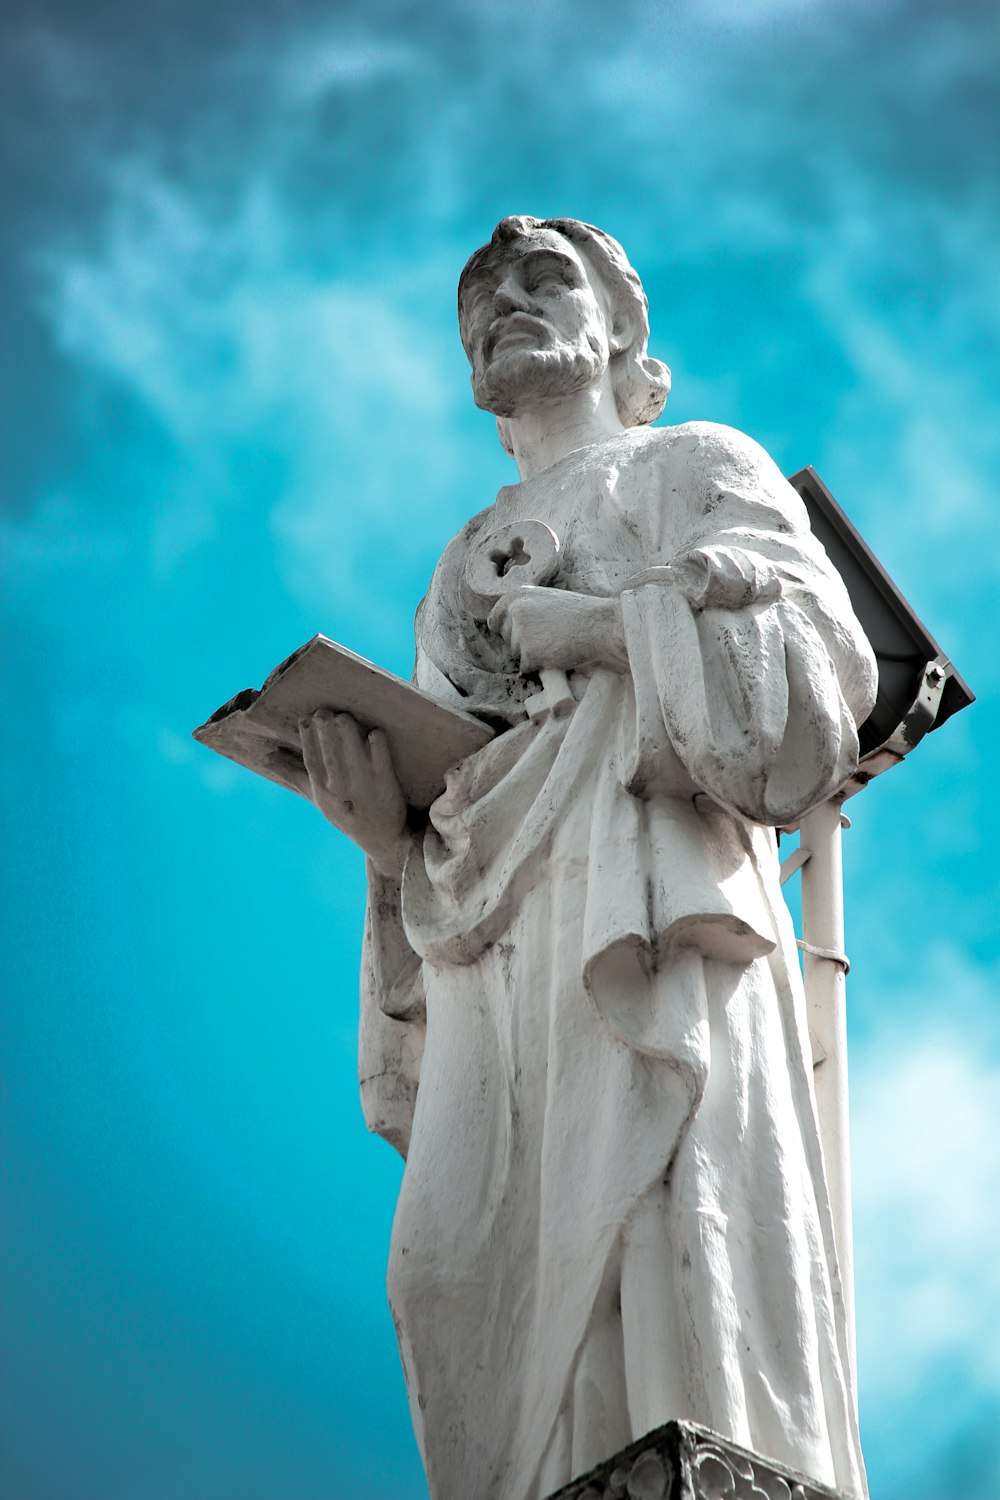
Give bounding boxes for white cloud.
[274,31,421,107]
[35,157,471,620]
[802,183,1000,534]
[25,6,998,610]
[851,947,1000,1477]
[855,1041,1000,1385]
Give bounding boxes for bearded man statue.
[298,216,874,1500]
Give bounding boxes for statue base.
[543,1419,846,1500]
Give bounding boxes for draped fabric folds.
[357,423,875,1500]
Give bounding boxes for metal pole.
[798,797,856,1388]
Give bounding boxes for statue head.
[458,216,671,450]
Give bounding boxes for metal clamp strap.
[796,938,850,975]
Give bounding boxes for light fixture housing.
[789,466,974,794]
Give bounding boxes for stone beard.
[356,218,875,1500]
[474,332,607,418]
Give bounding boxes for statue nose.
[493,276,529,316]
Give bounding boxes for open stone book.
[192,634,495,810]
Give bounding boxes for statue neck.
[505,376,626,480]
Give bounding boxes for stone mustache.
[298,217,875,1500]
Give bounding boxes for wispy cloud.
[800,177,1000,612]
[274,30,422,107]
[34,155,472,628]
[852,948,1000,1489]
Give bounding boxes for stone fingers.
[367,728,397,793]
[328,712,367,800]
[298,714,328,795]
[487,595,525,660]
[486,596,514,643]
[299,711,366,816]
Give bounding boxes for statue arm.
[619,425,877,825]
[359,860,425,1159]
[294,692,429,1157]
[356,636,473,1160]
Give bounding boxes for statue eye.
[529,268,563,294]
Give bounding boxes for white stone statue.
[298,216,875,1500]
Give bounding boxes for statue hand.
[298,711,413,881]
[487,587,627,673]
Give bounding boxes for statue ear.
[608,309,634,358]
[496,417,514,456]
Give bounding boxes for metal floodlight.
[789,466,975,793]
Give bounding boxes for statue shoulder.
[638,421,809,533]
[416,503,495,645]
[640,420,778,473]
[427,504,496,600]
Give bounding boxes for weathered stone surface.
[545,1421,844,1500]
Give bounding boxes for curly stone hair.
[458,215,671,431]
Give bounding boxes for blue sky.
[2,1,998,1497]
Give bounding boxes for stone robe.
[358,422,875,1500]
